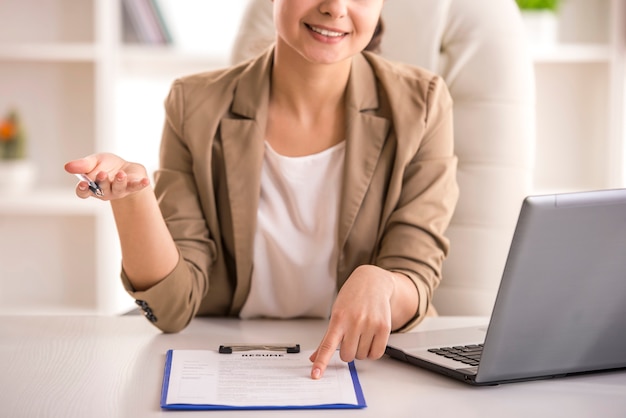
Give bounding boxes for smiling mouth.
[305,23,347,38]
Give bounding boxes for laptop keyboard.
[427,344,483,366]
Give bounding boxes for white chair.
[230,0,536,316]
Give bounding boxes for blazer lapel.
[338,54,390,254]
[220,48,273,314]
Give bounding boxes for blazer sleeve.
[378,75,459,332]
[120,80,216,333]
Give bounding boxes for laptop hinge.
[458,367,478,375]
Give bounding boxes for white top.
[239,141,346,319]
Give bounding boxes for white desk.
[1,315,624,418]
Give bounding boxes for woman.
[65,0,458,379]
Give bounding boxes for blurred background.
[0,0,624,316]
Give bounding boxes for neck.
[270,41,352,116]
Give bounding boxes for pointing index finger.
[310,328,342,380]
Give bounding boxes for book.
[150,0,172,43]
[160,348,367,410]
[121,0,171,45]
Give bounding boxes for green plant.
[516,0,560,11]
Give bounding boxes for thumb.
[64,155,99,175]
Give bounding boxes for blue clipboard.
[160,349,367,410]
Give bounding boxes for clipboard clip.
[219,344,301,354]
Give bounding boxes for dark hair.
[364,17,384,53]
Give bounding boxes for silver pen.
[75,173,104,197]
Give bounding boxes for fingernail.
[312,368,321,380]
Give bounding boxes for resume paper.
[161,349,366,410]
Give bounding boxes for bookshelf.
[0,0,247,315]
[0,0,624,315]
[0,0,116,315]
[529,0,626,193]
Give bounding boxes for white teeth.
[309,25,345,37]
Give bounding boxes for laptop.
[386,188,626,385]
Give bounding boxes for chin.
[300,47,352,65]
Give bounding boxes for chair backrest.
[230,0,536,316]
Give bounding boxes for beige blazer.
[122,47,459,333]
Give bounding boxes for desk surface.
[1,315,625,418]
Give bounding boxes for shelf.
[120,45,229,75]
[0,302,133,316]
[532,43,612,63]
[122,45,228,64]
[0,43,98,62]
[0,188,105,215]
[0,306,102,316]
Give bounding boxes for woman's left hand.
[309,265,413,379]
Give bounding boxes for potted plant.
[0,109,36,192]
[516,0,560,12]
[516,0,561,46]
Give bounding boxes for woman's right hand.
[64,153,150,201]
